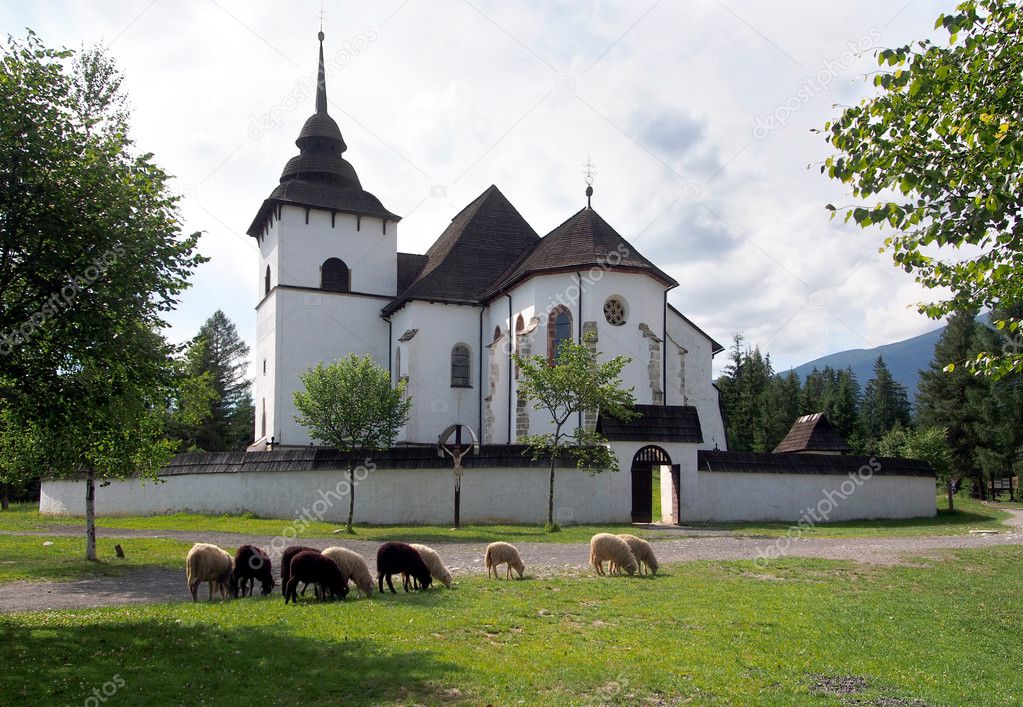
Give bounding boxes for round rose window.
[603,296,627,326]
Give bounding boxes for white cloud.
[0,0,960,380]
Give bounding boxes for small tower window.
[264,265,271,296]
[451,344,471,387]
[321,258,350,293]
[548,306,573,364]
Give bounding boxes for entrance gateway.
[630,445,680,524]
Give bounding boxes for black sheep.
[281,545,319,597]
[376,542,433,594]
[284,550,349,604]
[232,545,274,596]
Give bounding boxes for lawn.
[0,534,193,583]
[1,547,1020,705]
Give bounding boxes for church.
[247,31,726,456]
[40,31,937,526]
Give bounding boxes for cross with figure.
[437,424,479,529]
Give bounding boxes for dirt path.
[2,508,1021,613]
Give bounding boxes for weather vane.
[582,155,596,208]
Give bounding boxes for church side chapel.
[40,31,937,525]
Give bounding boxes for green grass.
[0,503,682,544]
[0,534,192,583]
[1,547,1021,705]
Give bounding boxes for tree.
[716,336,777,451]
[822,0,1023,378]
[0,36,204,557]
[293,354,411,533]
[860,356,912,450]
[768,370,803,449]
[879,425,954,510]
[513,334,636,531]
[169,311,253,452]
[800,366,861,442]
[917,311,986,498]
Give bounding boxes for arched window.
[451,344,471,387]
[321,258,350,293]
[493,326,502,342]
[547,306,573,364]
[264,265,271,296]
[514,315,525,378]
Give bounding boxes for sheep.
[589,533,637,577]
[185,543,236,602]
[484,541,525,580]
[376,542,432,594]
[284,550,349,604]
[281,545,319,597]
[616,534,659,575]
[409,543,453,589]
[232,544,275,596]
[321,546,375,598]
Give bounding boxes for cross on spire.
[582,155,596,208]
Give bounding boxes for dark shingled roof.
[482,207,677,299]
[397,252,428,294]
[153,445,578,477]
[382,185,540,314]
[773,413,852,454]
[247,33,398,237]
[698,450,935,477]
[596,404,703,443]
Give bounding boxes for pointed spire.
[315,29,327,114]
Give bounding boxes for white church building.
[40,32,936,525]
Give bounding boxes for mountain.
[786,325,945,404]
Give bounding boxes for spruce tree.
[861,355,912,450]
[917,310,985,497]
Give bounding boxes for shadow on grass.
[0,615,459,705]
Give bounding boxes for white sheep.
[589,533,637,576]
[185,543,235,601]
[410,543,453,589]
[616,534,658,575]
[321,546,375,598]
[484,541,525,579]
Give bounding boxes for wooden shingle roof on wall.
[159,445,577,477]
[698,450,935,477]
[773,413,852,454]
[596,404,703,443]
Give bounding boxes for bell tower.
[247,29,400,447]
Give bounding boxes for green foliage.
[822,0,1023,378]
[167,311,253,452]
[879,425,955,508]
[0,34,204,556]
[293,354,411,532]
[860,356,912,451]
[512,334,636,527]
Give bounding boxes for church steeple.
[315,30,328,114]
[246,26,399,238]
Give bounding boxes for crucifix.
[438,424,479,529]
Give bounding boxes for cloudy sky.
[3,0,954,375]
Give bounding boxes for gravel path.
[2,509,1020,614]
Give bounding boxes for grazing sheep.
[484,542,525,580]
[281,545,319,597]
[409,543,453,589]
[185,543,236,602]
[589,533,637,577]
[232,545,274,596]
[321,546,374,598]
[284,550,349,604]
[376,542,432,594]
[616,534,658,575]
